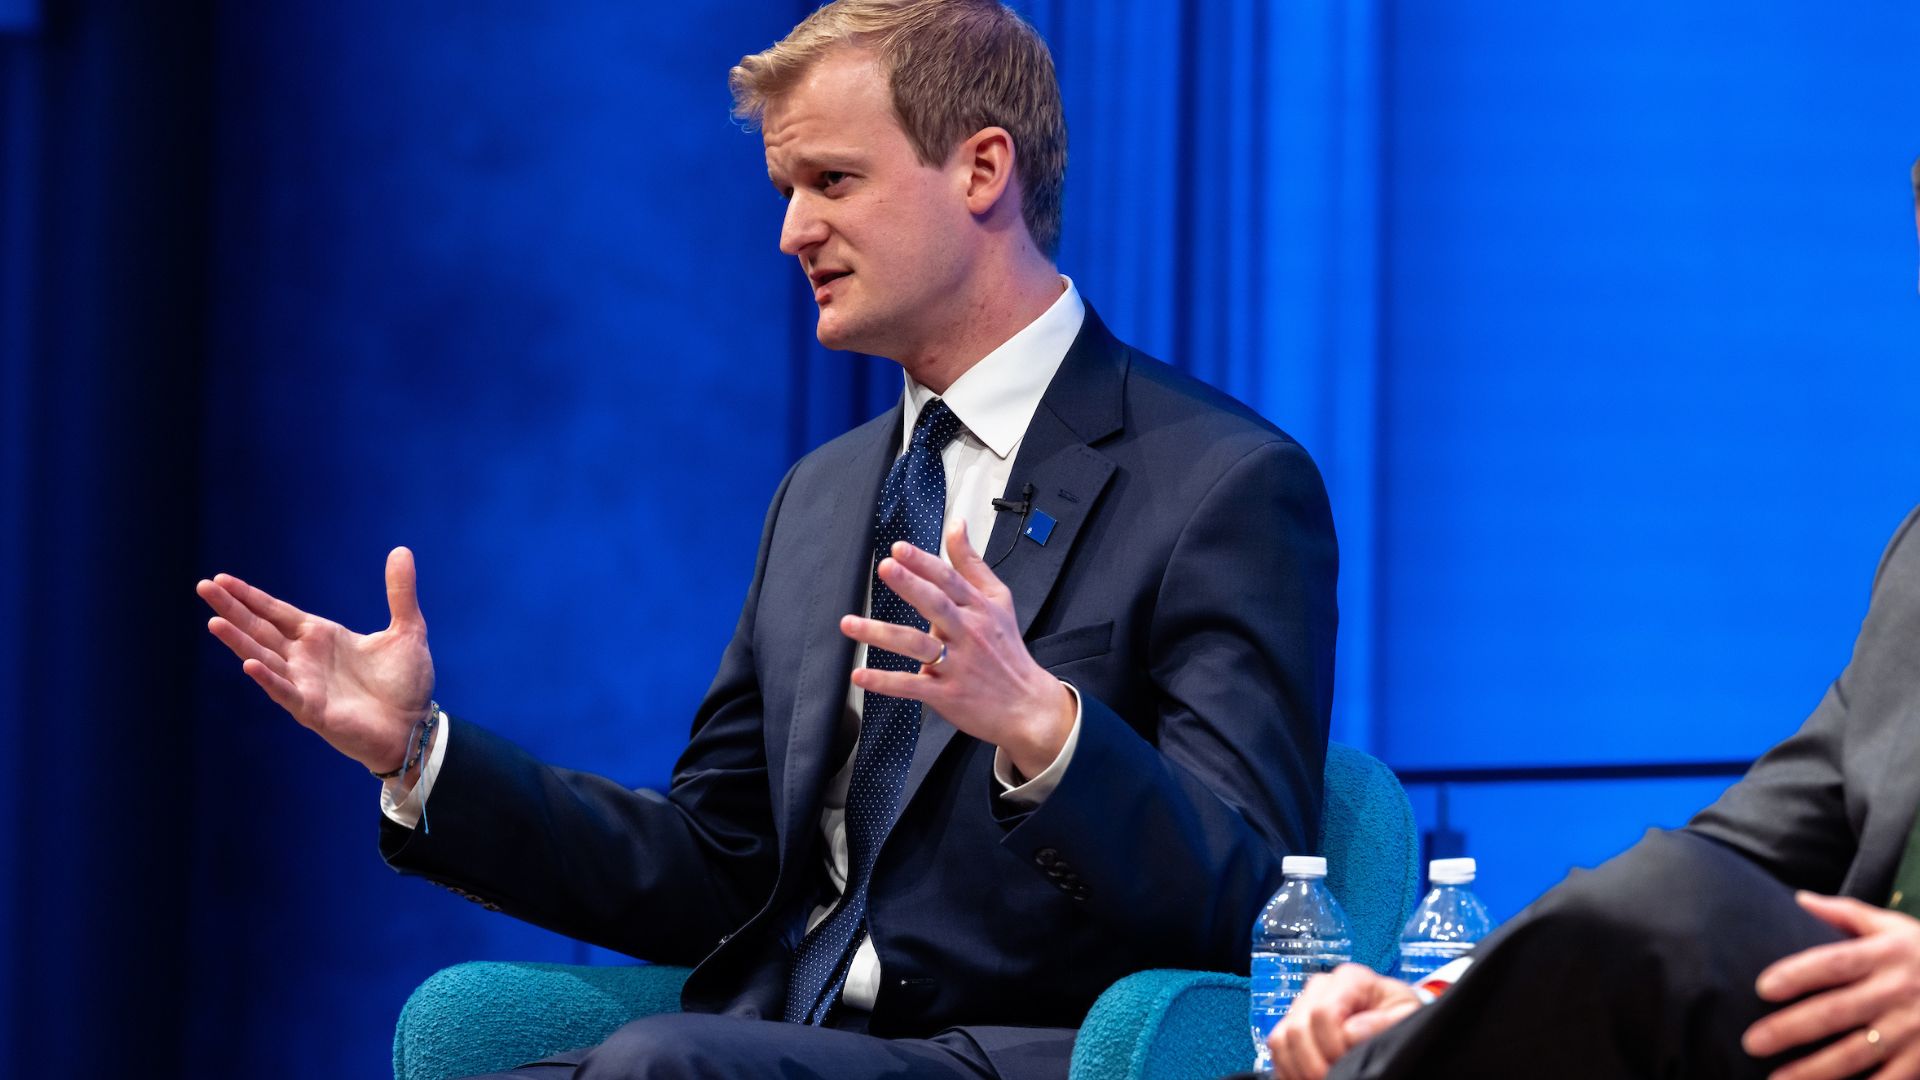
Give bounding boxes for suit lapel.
[903,309,1128,799]
[789,311,1131,843]
[987,424,1119,638]
[778,409,898,869]
[984,307,1126,637]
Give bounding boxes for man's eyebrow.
[770,150,869,179]
[767,150,870,196]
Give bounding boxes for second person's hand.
[1270,963,1423,1080]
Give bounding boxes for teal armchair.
[392,743,1418,1080]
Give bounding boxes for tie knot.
[910,398,965,454]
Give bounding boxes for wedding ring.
[924,641,948,668]
[1866,1028,1884,1053]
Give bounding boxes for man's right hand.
[1269,963,1423,1080]
[196,546,435,777]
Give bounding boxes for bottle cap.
[1282,855,1328,878]
[1429,857,1476,884]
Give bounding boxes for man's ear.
[958,127,1018,218]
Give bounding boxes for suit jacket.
[1689,504,1920,899]
[382,307,1338,1048]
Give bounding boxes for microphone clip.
[991,483,1035,516]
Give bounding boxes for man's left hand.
[842,518,1074,779]
[1743,892,1920,1080]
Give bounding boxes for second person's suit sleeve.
[1688,504,1920,892]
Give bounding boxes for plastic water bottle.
[1250,855,1354,1070]
[1396,857,1493,984]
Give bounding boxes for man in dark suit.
[1263,156,1920,1080]
[197,2,1337,1077]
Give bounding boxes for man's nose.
[780,194,827,256]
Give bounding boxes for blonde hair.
[731,0,1068,258]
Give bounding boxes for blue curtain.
[2,4,214,1068]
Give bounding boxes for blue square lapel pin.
[1023,508,1057,546]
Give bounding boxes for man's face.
[763,49,974,359]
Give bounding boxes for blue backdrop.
[1,1,1915,1075]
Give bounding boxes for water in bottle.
[1250,855,1354,1070]
[1396,857,1493,983]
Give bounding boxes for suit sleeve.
[1000,438,1335,970]
[378,464,798,964]
[1684,682,1856,893]
[1687,504,1920,893]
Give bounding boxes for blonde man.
[201,1,1337,1077]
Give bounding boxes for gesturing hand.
[1269,963,1423,1080]
[196,547,435,777]
[840,518,1075,779]
[1744,893,1920,1080]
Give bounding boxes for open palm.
[197,547,435,774]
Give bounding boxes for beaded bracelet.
[371,702,441,781]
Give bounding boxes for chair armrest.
[392,961,692,1080]
[1069,969,1253,1080]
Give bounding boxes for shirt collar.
[900,276,1086,459]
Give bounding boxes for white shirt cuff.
[991,682,1082,807]
[379,713,450,829]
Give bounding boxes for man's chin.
[813,313,867,354]
[814,305,906,359]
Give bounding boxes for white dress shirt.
[385,277,1089,1013]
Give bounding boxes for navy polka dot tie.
[784,398,965,1025]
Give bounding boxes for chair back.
[1319,742,1420,972]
